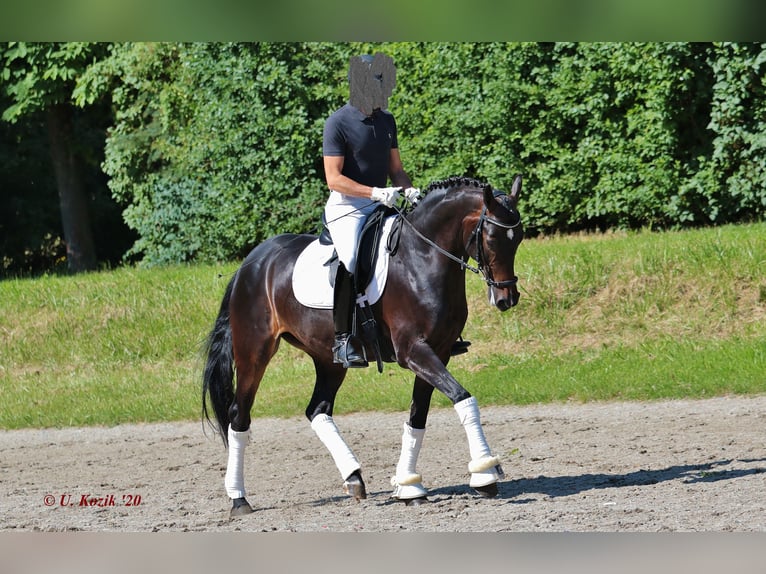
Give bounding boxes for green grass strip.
[1,223,764,429]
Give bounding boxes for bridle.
[394,200,521,289]
[465,205,521,289]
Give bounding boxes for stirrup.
[332,334,368,368]
[450,337,471,356]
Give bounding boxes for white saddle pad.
[292,217,396,309]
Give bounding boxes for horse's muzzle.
[488,283,520,311]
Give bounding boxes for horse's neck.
[408,189,480,258]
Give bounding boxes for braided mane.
[424,176,490,194]
[421,176,518,215]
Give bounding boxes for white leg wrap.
[224,426,250,499]
[310,413,361,480]
[391,423,428,500]
[395,422,425,479]
[454,396,492,461]
[454,397,504,487]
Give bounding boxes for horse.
[202,175,524,516]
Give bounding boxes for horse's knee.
[448,388,471,405]
[306,400,333,422]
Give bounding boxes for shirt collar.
[347,102,382,120]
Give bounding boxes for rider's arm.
[388,148,413,189]
[323,155,376,199]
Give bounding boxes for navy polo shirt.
[323,103,399,188]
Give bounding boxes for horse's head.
[471,175,524,311]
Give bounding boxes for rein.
[393,202,521,289]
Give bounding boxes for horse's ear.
[482,183,495,207]
[510,174,522,203]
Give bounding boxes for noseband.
[466,206,521,289]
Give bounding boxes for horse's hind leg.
[225,339,278,517]
[305,359,366,500]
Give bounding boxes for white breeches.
[324,191,378,274]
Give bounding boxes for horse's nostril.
[497,299,511,312]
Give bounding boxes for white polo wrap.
[224,426,250,499]
[468,455,501,473]
[395,422,425,478]
[310,413,361,480]
[454,396,493,462]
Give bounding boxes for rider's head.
[348,53,396,116]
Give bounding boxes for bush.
[89,42,766,264]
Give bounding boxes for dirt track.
[1,395,764,532]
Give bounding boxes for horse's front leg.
[454,395,505,496]
[390,377,432,503]
[398,339,504,497]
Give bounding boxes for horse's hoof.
[403,496,429,506]
[230,497,254,517]
[468,460,504,497]
[391,477,428,501]
[343,471,367,500]
[473,482,498,498]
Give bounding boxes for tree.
[78,42,354,265]
[2,42,109,273]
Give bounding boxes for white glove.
[370,186,402,207]
[404,187,421,205]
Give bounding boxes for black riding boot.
[332,265,368,368]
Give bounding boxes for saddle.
[320,205,402,296]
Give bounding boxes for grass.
[1,223,765,429]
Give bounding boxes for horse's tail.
[202,274,236,446]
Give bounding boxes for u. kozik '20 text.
[44,494,143,507]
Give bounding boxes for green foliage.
[6,42,766,270]
[682,42,766,224]
[2,42,109,121]
[82,42,357,265]
[340,42,764,235]
[0,41,134,276]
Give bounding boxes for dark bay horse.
[202,175,523,516]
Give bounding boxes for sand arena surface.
[1,395,764,532]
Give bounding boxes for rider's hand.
[371,186,402,208]
[404,187,421,205]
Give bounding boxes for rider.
[322,53,420,368]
